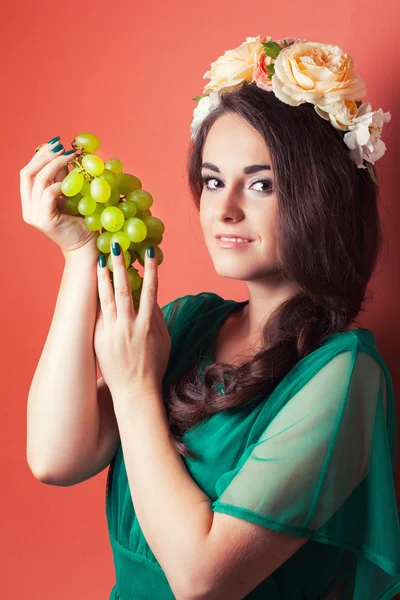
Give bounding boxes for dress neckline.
[203,298,376,364]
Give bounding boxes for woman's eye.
[201,175,273,194]
[201,176,221,191]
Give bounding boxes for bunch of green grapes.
[61,132,165,311]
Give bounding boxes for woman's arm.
[27,245,101,480]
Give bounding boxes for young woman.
[23,36,399,599]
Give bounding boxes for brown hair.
[165,81,383,460]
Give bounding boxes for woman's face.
[200,112,281,282]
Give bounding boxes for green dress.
[106,292,400,599]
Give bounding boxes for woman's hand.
[94,244,171,401]
[20,140,99,255]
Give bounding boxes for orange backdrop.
[2,0,399,597]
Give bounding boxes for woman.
[23,37,399,599]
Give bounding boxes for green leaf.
[261,41,283,60]
[265,64,275,75]
[366,161,378,185]
[192,95,205,103]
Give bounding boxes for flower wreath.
[191,36,391,184]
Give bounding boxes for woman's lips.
[216,239,255,249]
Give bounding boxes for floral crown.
[191,36,391,184]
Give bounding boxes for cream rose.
[315,99,359,131]
[202,36,265,95]
[253,36,306,92]
[271,42,367,108]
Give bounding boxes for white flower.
[190,91,221,141]
[343,103,391,168]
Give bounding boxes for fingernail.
[147,245,155,258]
[51,143,64,153]
[98,254,106,267]
[112,242,121,256]
[64,149,76,155]
[48,136,60,144]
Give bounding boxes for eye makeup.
[201,175,274,195]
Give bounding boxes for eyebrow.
[201,162,271,175]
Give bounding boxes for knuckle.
[102,295,115,310]
[41,183,60,199]
[35,171,50,186]
[116,285,132,300]
[20,167,34,179]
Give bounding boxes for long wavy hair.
[165,81,383,460]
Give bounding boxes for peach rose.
[202,36,265,95]
[271,42,367,108]
[253,36,306,92]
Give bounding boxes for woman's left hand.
[94,243,171,401]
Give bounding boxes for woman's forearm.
[27,245,101,479]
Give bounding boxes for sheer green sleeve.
[211,346,400,599]
[161,292,212,333]
[161,295,194,332]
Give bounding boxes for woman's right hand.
[20,140,100,256]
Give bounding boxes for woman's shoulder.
[162,292,228,320]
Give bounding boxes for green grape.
[105,158,123,174]
[101,206,125,232]
[65,195,81,215]
[107,249,131,272]
[123,250,131,268]
[103,188,121,208]
[146,234,163,246]
[140,215,165,237]
[129,240,145,251]
[129,249,138,263]
[81,180,91,196]
[126,189,153,211]
[93,203,105,214]
[85,212,103,231]
[118,173,142,195]
[61,170,84,196]
[110,231,131,252]
[127,267,142,291]
[99,168,119,190]
[123,217,147,242]
[90,177,111,203]
[136,244,163,266]
[118,200,137,218]
[82,154,105,177]
[74,132,100,153]
[132,288,141,312]
[154,245,163,265]
[78,195,97,216]
[97,231,114,253]
[136,209,152,217]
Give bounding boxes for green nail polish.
[147,245,155,258]
[64,149,75,155]
[48,136,60,144]
[112,242,121,256]
[98,254,106,267]
[51,143,63,153]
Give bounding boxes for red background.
[2,0,399,597]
